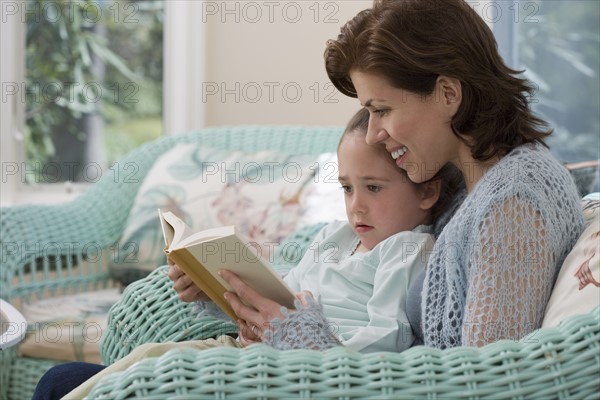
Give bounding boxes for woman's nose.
[365,121,388,145]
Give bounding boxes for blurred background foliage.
[25,0,163,182]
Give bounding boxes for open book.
[158,209,296,320]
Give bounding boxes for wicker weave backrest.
[0,126,342,303]
[93,306,600,399]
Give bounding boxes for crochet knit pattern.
[423,144,585,348]
[265,297,341,351]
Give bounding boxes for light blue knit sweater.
[423,144,584,348]
[266,144,585,351]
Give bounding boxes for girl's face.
[349,70,465,184]
[338,134,435,250]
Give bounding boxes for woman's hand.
[167,258,210,302]
[237,319,262,346]
[219,269,287,341]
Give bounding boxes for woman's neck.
[454,143,500,193]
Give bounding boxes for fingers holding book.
[167,261,211,302]
[220,269,288,340]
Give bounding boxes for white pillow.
[110,144,342,285]
[542,195,600,327]
[297,152,347,227]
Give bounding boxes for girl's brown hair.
[326,0,551,161]
[341,108,463,223]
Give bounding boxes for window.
[1,0,209,205]
[493,0,600,165]
[24,0,163,183]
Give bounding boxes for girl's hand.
[167,258,211,302]
[219,269,287,340]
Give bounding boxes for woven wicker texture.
[88,307,600,399]
[100,267,239,365]
[0,126,342,400]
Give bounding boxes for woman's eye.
[367,185,381,192]
[374,109,389,117]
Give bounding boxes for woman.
[216,0,584,350]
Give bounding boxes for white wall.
[201,1,371,127]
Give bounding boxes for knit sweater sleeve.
[463,143,588,347]
[264,297,342,351]
[462,193,556,346]
[424,145,584,349]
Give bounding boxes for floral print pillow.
[110,144,337,285]
[542,194,600,327]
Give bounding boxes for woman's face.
[350,70,464,183]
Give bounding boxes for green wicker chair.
[0,126,342,400]
[96,266,600,399]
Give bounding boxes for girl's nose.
[351,193,366,214]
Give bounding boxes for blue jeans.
[31,362,106,400]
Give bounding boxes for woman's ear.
[419,179,441,211]
[437,75,462,114]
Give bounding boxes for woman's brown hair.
[325,0,551,161]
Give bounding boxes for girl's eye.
[367,185,381,192]
[341,185,352,193]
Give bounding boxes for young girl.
[237,107,460,352]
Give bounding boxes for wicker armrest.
[100,265,238,365]
[92,306,599,398]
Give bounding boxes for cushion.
[542,194,600,327]
[19,289,122,363]
[565,160,599,197]
[110,144,345,285]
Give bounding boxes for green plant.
[25,0,163,182]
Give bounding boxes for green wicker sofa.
[1,126,598,399]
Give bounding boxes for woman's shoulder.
[455,144,582,230]
[477,144,576,198]
[472,143,583,230]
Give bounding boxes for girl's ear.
[419,179,441,211]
